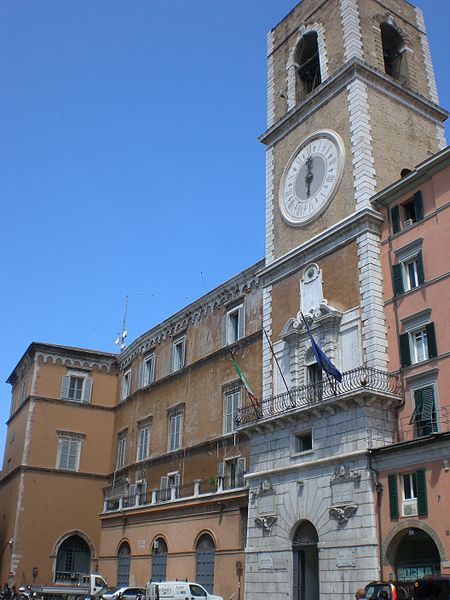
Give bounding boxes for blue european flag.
[301,313,343,383]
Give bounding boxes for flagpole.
[263,329,296,407]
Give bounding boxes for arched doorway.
[117,542,131,586]
[196,534,215,592]
[292,521,319,600]
[394,528,441,579]
[151,538,168,582]
[55,535,91,582]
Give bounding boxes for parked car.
[146,581,222,600]
[413,576,450,599]
[101,587,145,600]
[365,581,414,600]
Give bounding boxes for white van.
[146,581,222,600]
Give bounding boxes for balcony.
[236,367,402,427]
[396,407,450,444]
[103,475,244,513]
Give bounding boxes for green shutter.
[414,191,424,222]
[416,251,425,285]
[388,473,399,519]
[399,333,411,367]
[391,205,401,234]
[420,387,435,422]
[426,323,437,358]
[392,264,404,295]
[416,469,428,515]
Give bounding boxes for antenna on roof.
[114,294,128,351]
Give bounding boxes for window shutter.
[392,264,404,296]
[149,357,155,383]
[67,439,78,470]
[222,316,228,347]
[416,468,428,516]
[237,457,246,474]
[174,473,180,489]
[391,205,401,234]
[138,362,144,388]
[238,306,245,340]
[426,323,437,359]
[82,377,93,403]
[413,191,424,222]
[169,345,174,373]
[217,462,225,478]
[160,476,168,491]
[420,387,435,422]
[416,251,425,285]
[128,484,136,498]
[61,376,71,399]
[388,473,399,519]
[399,333,411,368]
[58,438,69,468]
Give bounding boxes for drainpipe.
[368,451,384,581]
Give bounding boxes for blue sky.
[0,0,449,454]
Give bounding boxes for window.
[218,457,246,489]
[389,470,428,519]
[137,421,151,462]
[138,354,155,388]
[168,409,183,451]
[160,471,180,501]
[390,191,424,234]
[116,432,127,470]
[19,380,27,406]
[294,431,313,453]
[410,386,438,437]
[400,322,437,367]
[61,372,93,403]
[121,369,132,400]
[170,337,185,372]
[392,239,425,296]
[57,434,82,471]
[295,31,321,100]
[224,388,241,434]
[222,305,245,346]
[380,22,409,84]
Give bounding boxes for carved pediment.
[280,301,342,340]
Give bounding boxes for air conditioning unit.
[403,500,417,516]
[404,218,414,228]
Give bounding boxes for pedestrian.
[355,589,366,599]
[2,583,11,600]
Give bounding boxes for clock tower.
[242,1,448,599]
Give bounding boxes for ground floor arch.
[385,526,442,580]
[292,521,319,600]
[55,534,92,582]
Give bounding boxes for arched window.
[295,32,321,100]
[292,521,319,600]
[151,538,167,582]
[380,23,408,83]
[55,535,91,582]
[196,534,215,593]
[117,542,131,586]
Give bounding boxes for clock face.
[280,130,345,225]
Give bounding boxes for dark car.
[365,581,414,600]
[414,577,450,600]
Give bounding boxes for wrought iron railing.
[396,407,449,443]
[236,367,401,426]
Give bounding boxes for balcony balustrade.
[236,367,402,427]
[103,475,245,513]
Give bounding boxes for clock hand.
[305,156,314,197]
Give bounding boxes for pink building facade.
[371,147,450,581]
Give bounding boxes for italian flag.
[230,351,260,408]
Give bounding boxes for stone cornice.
[7,342,117,383]
[260,207,383,287]
[259,58,448,147]
[118,261,264,369]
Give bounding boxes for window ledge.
[290,449,314,459]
